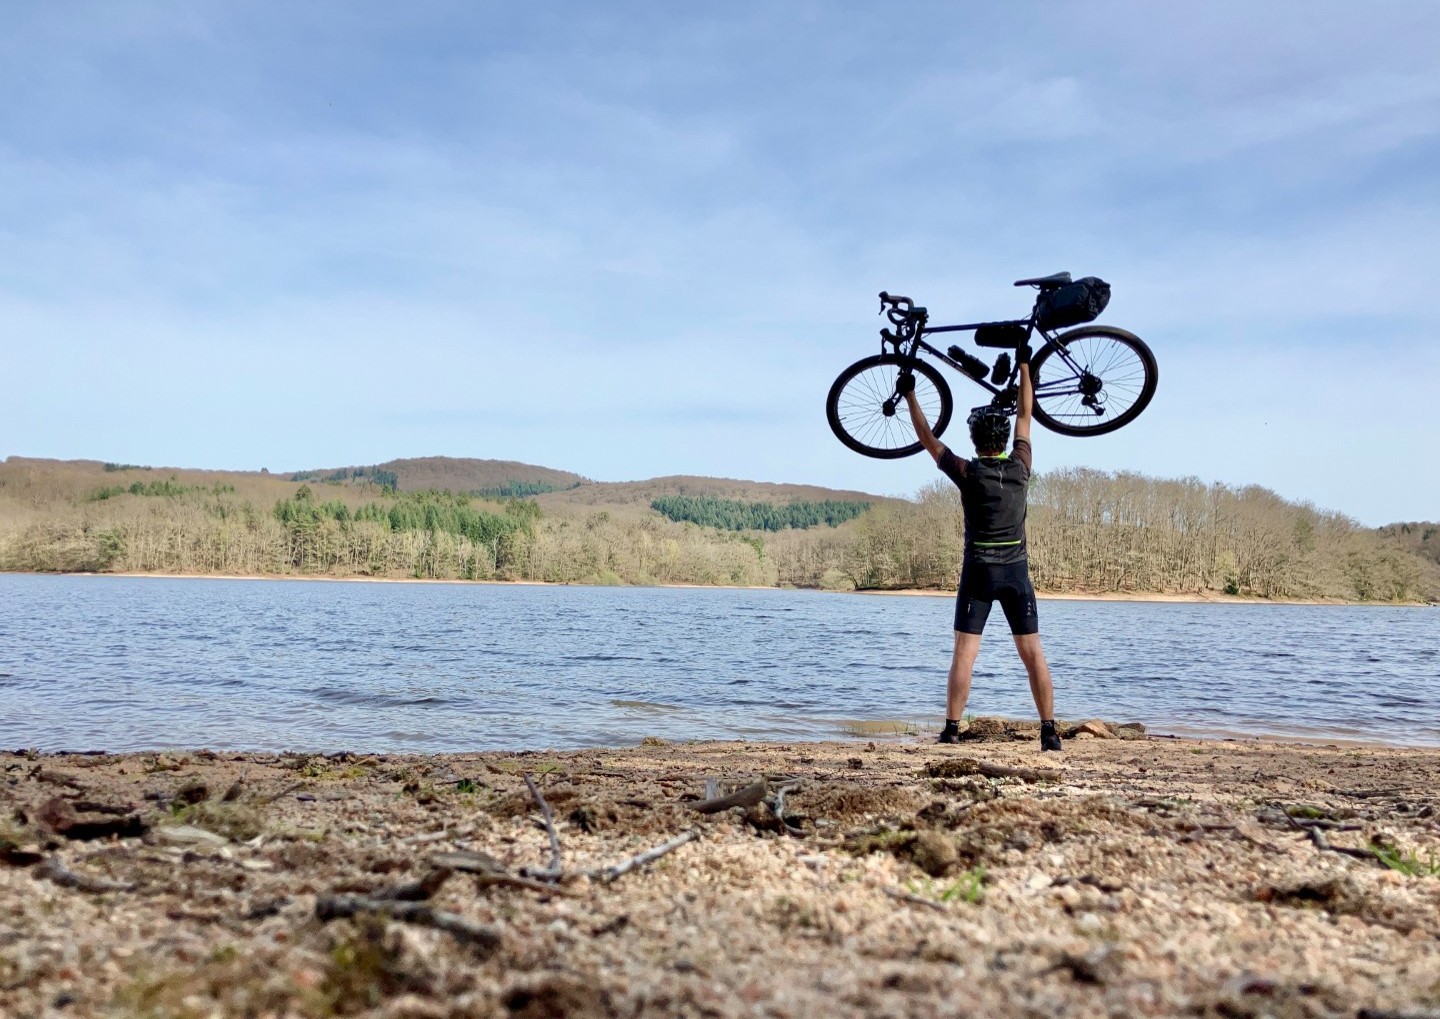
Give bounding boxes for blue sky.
[2,1,1437,526]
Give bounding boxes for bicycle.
[826,272,1159,458]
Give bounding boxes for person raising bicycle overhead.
[897,346,1062,751]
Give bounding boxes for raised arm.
[1014,345,1033,446]
[898,374,946,464]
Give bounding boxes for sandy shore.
[854,587,1403,606]
[3,723,1437,1018]
[17,570,1422,605]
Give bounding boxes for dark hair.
[967,407,1010,454]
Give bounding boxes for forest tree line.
[650,496,871,531]
[1,466,1435,601]
[820,469,1437,602]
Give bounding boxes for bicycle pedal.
[990,353,1011,385]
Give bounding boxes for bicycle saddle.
[1013,271,1072,288]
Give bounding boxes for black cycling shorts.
[955,559,1039,636]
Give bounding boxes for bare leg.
[947,631,982,720]
[1012,632,1054,719]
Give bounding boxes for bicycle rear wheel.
[1030,326,1158,437]
[826,354,953,459]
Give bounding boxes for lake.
[1,574,1435,751]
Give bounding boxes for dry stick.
[596,827,701,883]
[433,849,575,895]
[773,781,805,837]
[260,781,305,805]
[1304,825,1379,862]
[1178,823,1237,844]
[35,856,135,894]
[687,780,768,815]
[1291,818,1364,832]
[1280,808,1380,863]
[523,772,563,873]
[882,887,948,913]
[474,873,581,896]
[315,895,501,955]
[399,828,457,847]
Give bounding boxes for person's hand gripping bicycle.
[897,341,1034,464]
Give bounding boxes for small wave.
[309,687,452,709]
[608,699,680,712]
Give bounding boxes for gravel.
[2,726,1438,1018]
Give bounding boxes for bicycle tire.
[1030,325,1158,437]
[826,354,953,459]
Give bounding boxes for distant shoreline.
[6,569,1429,606]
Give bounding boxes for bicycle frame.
[881,305,1099,408]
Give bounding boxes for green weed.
[904,867,986,906]
[941,867,986,905]
[1371,843,1440,877]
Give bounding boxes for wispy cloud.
[1,1,1436,524]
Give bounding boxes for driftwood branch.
[687,780,768,814]
[526,830,704,884]
[315,895,502,955]
[524,772,563,872]
[596,827,701,882]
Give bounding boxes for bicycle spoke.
[831,359,949,455]
[1034,329,1151,425]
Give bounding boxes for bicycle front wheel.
[826,354,953,459]
[1030,326,1158,437]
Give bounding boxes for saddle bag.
[973,321,1029,348]
[1035,276,1110,330]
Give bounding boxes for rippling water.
[1,574,1435,751]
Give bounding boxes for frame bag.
[1036,277,1111,330]
[973,321,1029,348]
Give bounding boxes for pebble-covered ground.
[2,720,1439,1019]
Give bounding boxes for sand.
[2,723,1438,1018]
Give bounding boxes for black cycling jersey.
[937,437,1032,565]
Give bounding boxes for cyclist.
[897,346,1061,751]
